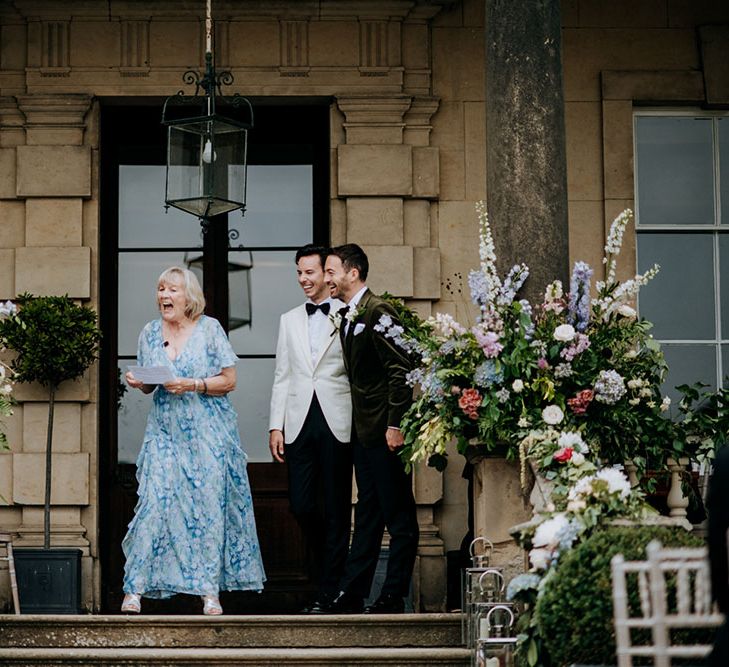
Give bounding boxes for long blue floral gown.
[122,315,265,598]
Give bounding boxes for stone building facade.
[0,0,727,612]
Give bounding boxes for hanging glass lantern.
[474,604,518,667]
[162,1,253,223]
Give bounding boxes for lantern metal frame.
[473,604,518,667]
[161,0,253,229]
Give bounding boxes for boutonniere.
[345,305,365,324]
[329,311,343,333]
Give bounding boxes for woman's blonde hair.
[157,266,206,320]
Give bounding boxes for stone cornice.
[16,93,93,127]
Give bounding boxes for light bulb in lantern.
[202,139,216,164]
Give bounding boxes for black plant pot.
[14,548,82,614]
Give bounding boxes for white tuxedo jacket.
[269,300,352,444]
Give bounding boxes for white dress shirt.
[344,285,369,335]
[306,297,333,363]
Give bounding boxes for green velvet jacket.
[340,289,413,448]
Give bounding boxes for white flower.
[625,350,638,359]
[542,405,564,425]
[639,387,652,397]
[529,547,552,571]
[558,431,587,453]
[596,467,631,499]
[0,300,16,317]
[627,379,644,389]
[567,499,586,512]
[533,513,569,549]
[553,324,576,342]
[345,307,360,324]
[647,400,656,408]
[660,396,671,412]
[512,379,524,393]
[517,417,530,428]
[571,452,586,466]
[328,312,343,330]
[617,304,637,319]
[0,383,12,395]
[628,398,640,406]
[568,476,594,500]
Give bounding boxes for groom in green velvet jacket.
[320,243,418,614]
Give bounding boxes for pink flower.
[538,357,549,370]
[473,329,503,358]
[553,447,574,463]
[567,389,595,415]
[458,388,482,420]
[450,385,462,395]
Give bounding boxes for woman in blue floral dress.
[121,266,265,615]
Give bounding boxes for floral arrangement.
[377,204,679,481]
[0,300,17,451]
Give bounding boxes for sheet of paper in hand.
[127,365,176,385]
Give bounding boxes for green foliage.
[0,294,101,388]
[535,525,705,667]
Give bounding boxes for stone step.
[0,647,472,666]
[0,613,464,649]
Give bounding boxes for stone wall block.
[0,98,25,148]
[568,200,605,277]
[25,198,83,246]
[699,25,729,105]
[438,149,465,201]
[602,100,634,200]
[0,454,12,505]
[403,199,430,246]
[464,101,486,200]
[338,145,412,196]
[17,94,92,146]
[12,372,91,403]
[13,452,89,505]
[414,462,444,504]
[566,101,604,201]
[413,246,441,299]
[346,197,403,245]
[337,96,411,145]
[0,201,25,247]
[330,198,346,246]
[16,146,91,198]
[362,245,413,297]
[0,249,14,299]
[412,146,440,198]
[15,246,90,297]
[601,70,704,103]
[0,148,16,199]
[22,403,82,453]
[0,406,23,453]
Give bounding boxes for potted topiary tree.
[0,293,101,613]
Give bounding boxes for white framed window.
[634,110,729,400]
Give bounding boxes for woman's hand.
[163,377,196,395]
[125,371,145,390]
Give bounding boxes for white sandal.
[202,595,223,616]
[121,593,142,614]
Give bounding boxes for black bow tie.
[338,306,350,318]
[306,302,331,316]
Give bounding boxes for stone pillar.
[484,0,569,301]
[6,93,97,612]
[334,94,445,609]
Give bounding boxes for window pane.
[227,250,303,355]
[117,360,154,464]
[636,117,714,225]
[661,344,717,405]
[230,357,277,462]
[722,234,729,337]
[229,165,313,247]
[118,252,189,356]
[637,233,715,339]
[119,166,204,249]
[720,118,729,226]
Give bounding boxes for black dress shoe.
[300,591,335,614]
[312,590,364,614]
[363,593,405,614]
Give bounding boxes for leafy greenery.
[535,525,706,667]
[0,294,101,388]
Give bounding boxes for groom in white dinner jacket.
[269,244,353,613]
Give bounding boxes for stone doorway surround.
[0,0,459,612]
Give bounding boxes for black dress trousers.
[338,432,419,599]
[285,394,353,595]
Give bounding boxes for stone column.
[8,93,96,611]
[485,0,569,300]
[334,94,445,610]
[477,0,570,577]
